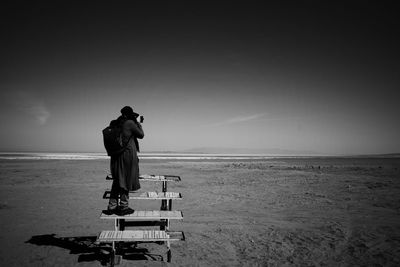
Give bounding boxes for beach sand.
[0,157,400,266]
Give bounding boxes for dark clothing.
[108,118,144,209]
[110,116,141,152]
[110,137,141,191]
[108,178,129,209]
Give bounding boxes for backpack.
[102,123,131,157]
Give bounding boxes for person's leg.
[119,189,129,209]
[107,178,119,211]
[118,189,134,215]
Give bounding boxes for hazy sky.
[0,2,399,154]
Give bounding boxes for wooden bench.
[105,174,181,211]
[101,173,184,265]
[102,191,182,200]
[100,210,183,220]
[97,230,184,264]
[106,174,181,182]
[97,230,185,243]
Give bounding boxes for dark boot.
[117,207,135,216]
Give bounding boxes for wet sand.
[0,157,400,266]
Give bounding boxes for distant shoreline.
[0,152,399,160]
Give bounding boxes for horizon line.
[0,150,399,158]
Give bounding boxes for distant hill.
[348,153,400,158]
[181,147,321,155]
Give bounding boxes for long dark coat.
[110,119,144,191]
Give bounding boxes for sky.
[0,2,399,154]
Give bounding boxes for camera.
[132,112,144,123]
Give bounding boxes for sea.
[1,152,397,162]
[0,152,297,161]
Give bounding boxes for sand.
[0,157,400,266]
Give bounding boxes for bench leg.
[114,255,122,265]
[110,242,115,267]
[167,249,172,262]
[161,181,168,210]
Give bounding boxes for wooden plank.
[165,192,180,198]
[97,230,184,243]
[122,220,166,227]
[106,174,181,182]
[102,190,182,200]
[153,210,160,217]
[100,210,183,220]
[140,174,181,182]
[137,210,145,217]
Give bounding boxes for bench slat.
[100,210,183,220]
[97,230,184,242]
[106,174,181,182]
[102,191,182,200]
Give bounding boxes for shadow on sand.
[26,234,164,266]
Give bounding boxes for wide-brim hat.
[121,106,139,118]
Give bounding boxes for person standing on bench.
[106,106,144,216]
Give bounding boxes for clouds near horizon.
[3,91,51,125]
[203,113,266,127]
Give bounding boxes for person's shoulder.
[123,119,136,127]
[109,119,119,127]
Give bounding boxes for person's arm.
[125,120,144,139]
